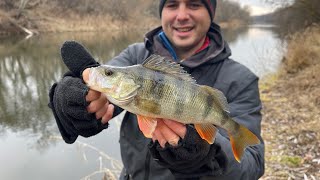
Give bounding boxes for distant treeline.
[0,0,250,23]
[215,0,251,24]
[270,0,320,36]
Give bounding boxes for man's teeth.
[177,28,192,32]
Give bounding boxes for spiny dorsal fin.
[142,54,196,84]
[201,85,230,113]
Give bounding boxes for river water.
[0,25,283,180]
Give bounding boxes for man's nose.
[176,5,190,20]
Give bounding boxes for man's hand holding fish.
[82,69,114,125]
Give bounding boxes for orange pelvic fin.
[194,124,218,144]
[229,124,261,162]
[137,115,157,138]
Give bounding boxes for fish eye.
[105,69,113,76]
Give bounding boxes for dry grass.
[260,25,320,179]
[282,25,320,74]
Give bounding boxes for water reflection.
[0,26,283,179]
[222,25,249,43]
[0,30,144,133]
[226,25,284,77]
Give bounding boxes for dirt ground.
[260,62,320,179]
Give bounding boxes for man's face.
[161,0,211,52]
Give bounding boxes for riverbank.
[0,9,161,36]
[0,6,245,37]
[260,25,320,179]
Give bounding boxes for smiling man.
[161,0,212,59]
[49,0,265,179]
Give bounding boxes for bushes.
[283,25,320,73]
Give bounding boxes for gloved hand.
[148,125,227,178]
[48,41,111,143]
[60,41,100,77]
[49,73,109,143]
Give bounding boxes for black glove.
[148,125,227,178]
[60,40,100,77]
[48,41,107,143]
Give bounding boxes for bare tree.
[215,0,251,24]
[266,0,320,38]
[108,0,129,21]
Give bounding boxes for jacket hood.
[144,22,232,68]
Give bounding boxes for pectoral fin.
[137,115,158,138]
[194,124,218,144]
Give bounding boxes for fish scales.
[137,68,191,120]
[131,67,198,122]
[156,76,192,120]
[155,76,212,123]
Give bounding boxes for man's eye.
[189,3,202,9]
[165,3,178,9]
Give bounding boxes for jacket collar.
[144,22,231,68]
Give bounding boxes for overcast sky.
[228,0,276,16]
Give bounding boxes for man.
[49,0,265,179]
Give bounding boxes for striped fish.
[87,54,260,162]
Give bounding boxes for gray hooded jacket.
[107,23,264,180]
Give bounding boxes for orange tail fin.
[229,124,260,162]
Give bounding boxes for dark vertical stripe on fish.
[146,71,158,95]
[135,69,162,115]
[140,69,154,96]
[154,72,166,100]
[136,67,146,85]
[174,79,185,116]
[220,111,229,127]
[202,93,214,120]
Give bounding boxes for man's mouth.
[175,27,193,32]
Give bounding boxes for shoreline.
[0,10,161,36]
[260,26,320,179]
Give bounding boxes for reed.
[50,135,123,180]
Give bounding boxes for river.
[0,25,283,180]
